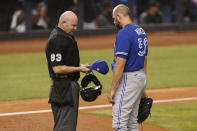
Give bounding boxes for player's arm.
[142,58,147,98]
[52,64,90,74]
[108,32,130,103]
[108,57,126,104]
[144,58,147,73]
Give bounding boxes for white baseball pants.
[112,69,147,131]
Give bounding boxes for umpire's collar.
[55,26,74,38]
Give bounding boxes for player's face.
[113,13,122,30]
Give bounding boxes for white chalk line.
[0,97,197,117]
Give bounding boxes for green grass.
[0,45,197,100]
[148,45,197,89]
[88,102,197,131]
[0,53,50,100]
[88,109,112,117]
[146,102,197,131]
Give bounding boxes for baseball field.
[0,30,197,131]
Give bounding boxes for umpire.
[45,11,90,131]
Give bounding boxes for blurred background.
[0,0,197,39]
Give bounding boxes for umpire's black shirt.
[45,26,80,81]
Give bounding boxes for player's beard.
[115,21,122,31]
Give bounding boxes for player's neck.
[122,19,132,28]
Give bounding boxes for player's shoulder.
[117,25,130,37]
[117,24,138,37]
[117,29,128,40]
[132,24,146,36]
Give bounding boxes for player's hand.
[107,88,115,104]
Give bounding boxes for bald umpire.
[45,11,90,131]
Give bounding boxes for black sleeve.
[47,35,73,66]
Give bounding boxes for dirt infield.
[0,87,197,131]
[0,30,197,131]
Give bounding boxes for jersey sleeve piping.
[115,52,128,56]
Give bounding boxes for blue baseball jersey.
[111,24,148,72]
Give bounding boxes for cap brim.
[87,66,94,70]
[88,66,104,74]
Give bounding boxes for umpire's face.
[62,15,78,35]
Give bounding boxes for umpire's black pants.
[50,81,80,131]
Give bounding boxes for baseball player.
[45,11,90,131]
[107,4,148,131]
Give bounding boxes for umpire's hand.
[79,64,91,73]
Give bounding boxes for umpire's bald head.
[58,11,78,35]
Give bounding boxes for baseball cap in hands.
[88,60,109,75]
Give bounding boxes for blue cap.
[88,60,109,75]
